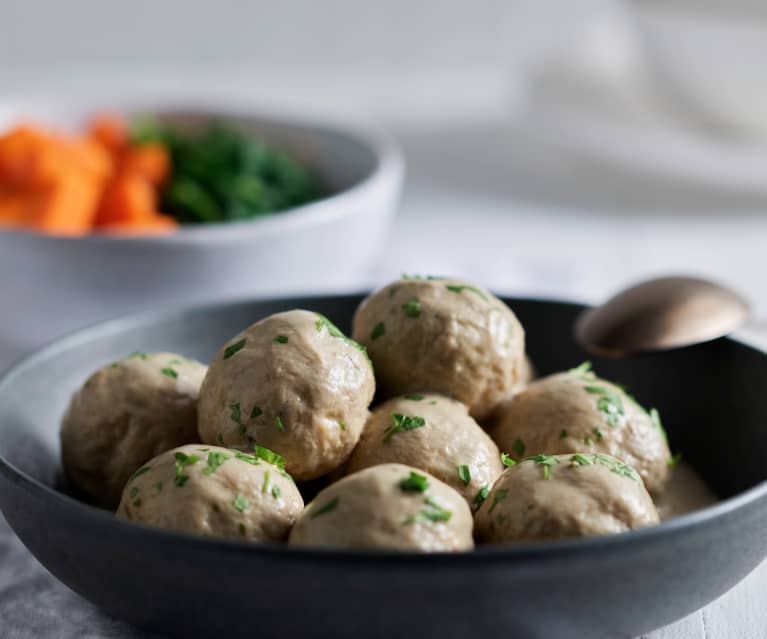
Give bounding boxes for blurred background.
[1,0,767,351]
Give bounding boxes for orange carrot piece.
[88,114,128,154]
[28,172,102,236]
[119,142,170,186]
[94,173,156,226]
[0,191,39,226]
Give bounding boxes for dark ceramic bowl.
[1,295,766,639]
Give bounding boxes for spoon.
[575,276,750,358]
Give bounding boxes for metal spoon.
[575,276,750,358]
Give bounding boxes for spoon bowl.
[575,276,750,357]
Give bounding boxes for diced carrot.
[119,142,170,186]
[94,173,156,226]
[27,171,102,236]
[88,114,128,154]
[0,191,40,226]
[97,213,178,236]
[67,138,114,181]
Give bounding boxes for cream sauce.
[655,462,718,521]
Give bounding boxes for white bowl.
[632,1,767,139]
[0,100,404,360]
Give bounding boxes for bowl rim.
[0,98,404,245]
[1,292,766,563]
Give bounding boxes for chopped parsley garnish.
[232,450,260,465]
[223,338,246,360]
[584,436,593,446]
[337,421,347,431]
[523,454,559,480]
[233,493,250,513]
[501,453,517,468]
[203,451,229,475]
[592,428,603,442]
[445,284,488,301]
[174,452,199,486]
[229,402,242,425]
[132,498,142,508]
[488,489,509,513]
[473,485,489,510]
[401,299,421,318]
[310,496,339,518]
[559,429,568,440]
[584,385,625,427]
[254,445,286,468]
[569,453,640,481]
[315,314,372,365]
[216,433,224,445]
[429,400,437,405]
[405,394,425,401]
[168,358,184,366]
[383,413,426,442]
[275,416,285,432]
[262,470,271,494]
[129,486,139,498]
[668,452,682,468]
[371,322,385,341]
[130,466,151,481]
[274,335,289,344]
[399,471,429,493]
[110,362,120,369]
[161,367,178,379]
[129,351,150,360]
[512,438,526,458]
[458,464,471,485]
[404,496,452,525]
[272,485,281,499]
[250,405,263,419]
[568,361,594,377]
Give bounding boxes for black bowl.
[1,295,766,639]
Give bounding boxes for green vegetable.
[458,464,471,485]
[253,445,286,468]
[275,416,285,432]
[473,485,489,510]
[223,339,246,360]
[233,493,250,513]
[383,413,426,442]
[129,352,150,360]
[523,454,559,480]
[584,385,625,427]
[371,322,385,341]
[250,406,263,419]
[216,433,224,445]
[337,421,347,431]
[512,438,526,458]
[399,471,429,493]
[130,466,151,481]
[174,452,199,487]
[401,299,421,318]
[405,394,424,401]
[445,284,488,301]
[311,497,339,518]
[262,470,270,494]
[559,429,568,439]
[404,496,452,525]
[501,453,517,468]
[568,361,594,377]
[592,427,603,442]
[232,450,260,465]
[569,453,641,481]
[129,486,139,498]
[274,335,289,344]
[315,313,372,366]
[488,489,509,513]
[161,367,178,379]
[132,121,323,224]
[272,485,281,499]
[668,452,682,468]
[203,451,229,475]
[229,402,242,425]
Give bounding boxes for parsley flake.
[262,470,271,494]
[254,445,286,468]
[458,464,471,485]
[488,489,509,513]
[445,284,488,301]
[275,416,285,432]
[130,466,151,481]
[311,496,339,518]
[161,367,178,379]
[512,438,526,458]
[229,402,242,425]
[523,454,559,480]
[203,451,229,475]
[668,452,682,468]
[404,496,452,525]
[274,335,289,344]
[272,485,281,499]
[501,452,517,468]
[250,405,263,419]
[223,339,246,360]
[405,394,425,401]
[233,494,250,513]
[559,429,568,439]
[399,471,429,493]
[383,413,426,442]
[401,299,421,318]
[315,314,372,366]
[371,322,385,341]
[174,452,200,487]
[473,485,489,510]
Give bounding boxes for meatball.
[289,463,473,551]
[352,277,525,420]
[61,352,207,509]
[475,453,659,543]
[117,444,303,541]
[490,364,671,495]
[345,394,503,508]
[198,310,375,482]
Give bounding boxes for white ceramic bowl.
[632,1,767,139]
[0,101,403,360]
